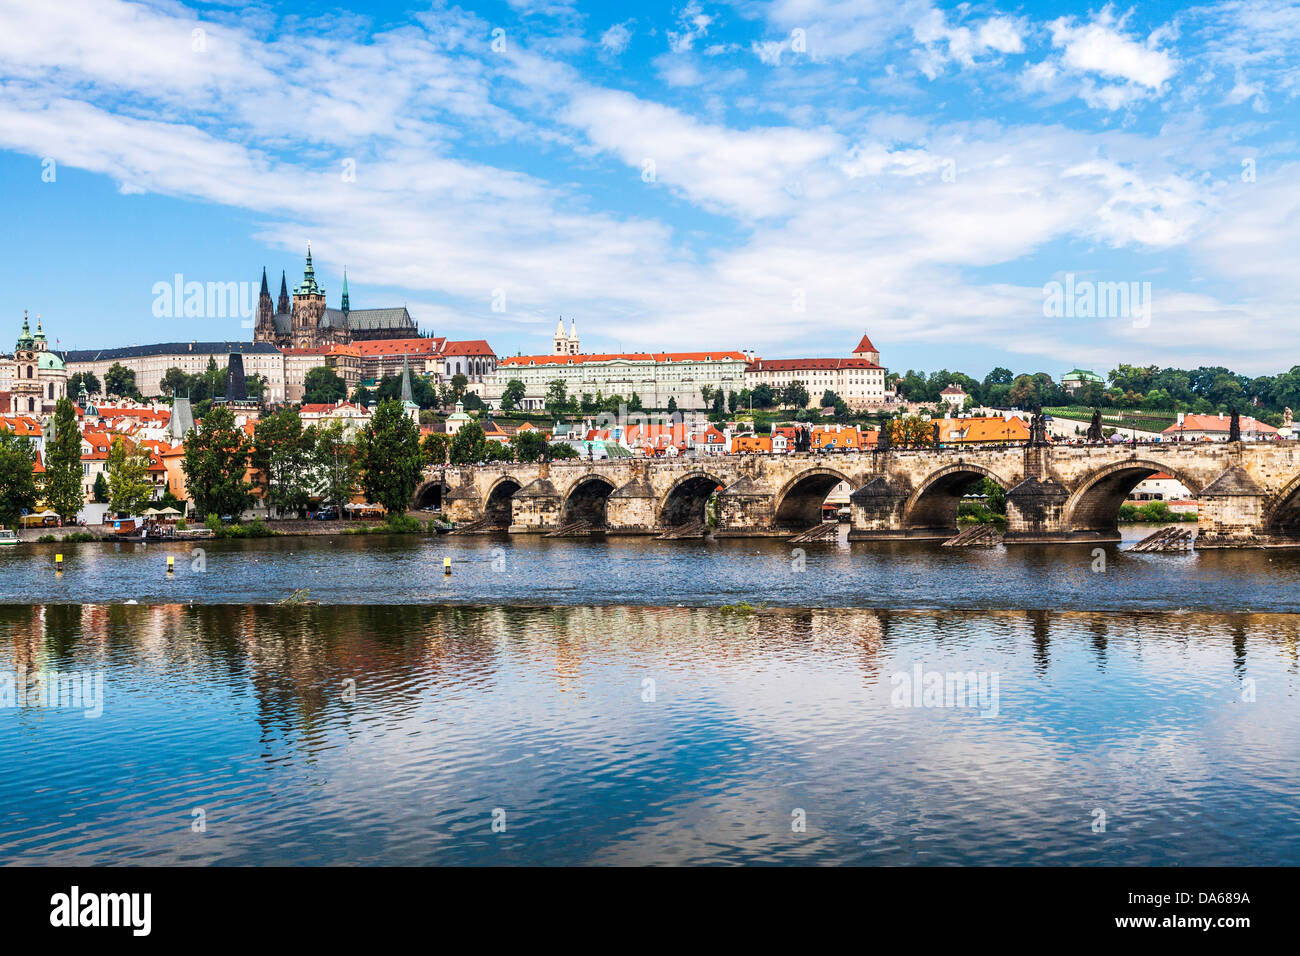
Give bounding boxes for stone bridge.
[412,441,1300,546]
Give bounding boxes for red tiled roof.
[746,358,881,372]
[853,333,878,354]
[1161,414,1278,435]
[441,340,496,356]
[351,338,444,356]
[500,351,748,367]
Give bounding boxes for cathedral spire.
[341,268,350,315]
[297,241,322,296]
[260,266,269,296]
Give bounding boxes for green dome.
[38,351,64,371]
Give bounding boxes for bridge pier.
[846,477,918,540]
[1195,466,1267,548]
[716,477,781,536]
[442,477,483,525]
[508,476,562,533]
[1001,476,1093,544]
[606,474,658,534]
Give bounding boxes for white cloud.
[667,1,713,53]
[912,10,1026,77]
[0,0,1296,373]
[1049,16,1175,89]
[599,21,634,56]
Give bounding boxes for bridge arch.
[658,470,726,530]
[483,476,522,529]
[1263,474,1300,539]
[773,467,853,530]
[902,463,1009,536]
[562,474,617,528]
[1064,459,1202,536]
[411,478,443,511]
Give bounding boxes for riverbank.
[14,514,453,543]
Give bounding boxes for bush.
[383,514,424,534]
[64,532,96,542]
[175,518,187,532]
[37,534,56,543]
[1118,502,1197,523]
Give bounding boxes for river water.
[2,531,1298,865]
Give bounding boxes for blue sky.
[2,0,1298,376]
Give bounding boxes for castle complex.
[254,244,418,349]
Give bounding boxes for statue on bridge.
[877,417,891,452]
[1029,406,1048,446]
[1086,409,1103,443]
[1229,409,1241,442]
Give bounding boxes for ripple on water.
[1,604,1298,865]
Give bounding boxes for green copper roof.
[295,242,323,297]
[32,317,46,343]
[39,351,65,371]
[340,269,350,314]
[16,313,32,349]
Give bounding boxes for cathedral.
[4,312,68,414]
[254,244,419,349]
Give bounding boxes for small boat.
[0,529,18,547]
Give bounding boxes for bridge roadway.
[413,441,1300,546]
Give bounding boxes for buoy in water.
[444,557,452,575]
[167,555,175,574]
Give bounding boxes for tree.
[304,366,347,405]
[500,379,526,410]
[160,367,190,398]
[750,384,775,408]
[450,373,469,400]
[627,392,643,412]
[547,441,580,459]
[43,398,84,522]
[92,472,110,503]
[422,432,450,465]
[68,371,102,398]
[357,399,423,514]
[252,407,315,517]
[311,420,358,513]
[106,438,153,516]
[545,379,569,414]
[667,397,677,415]
[700,385,715,406]
[182,404,254,520]
[104,362,141,400]
[781,381,810,409]
[513,429,547,462]
[449,422,489,464]
[0,428,38,527]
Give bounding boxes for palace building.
[254,244,418,349]
[743,333,889,409]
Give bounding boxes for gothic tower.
[254,267,275,343]
[341,269,350,317]
[277,270,291,316]
[291,242,327,348]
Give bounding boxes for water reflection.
[2,604,1298,865]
